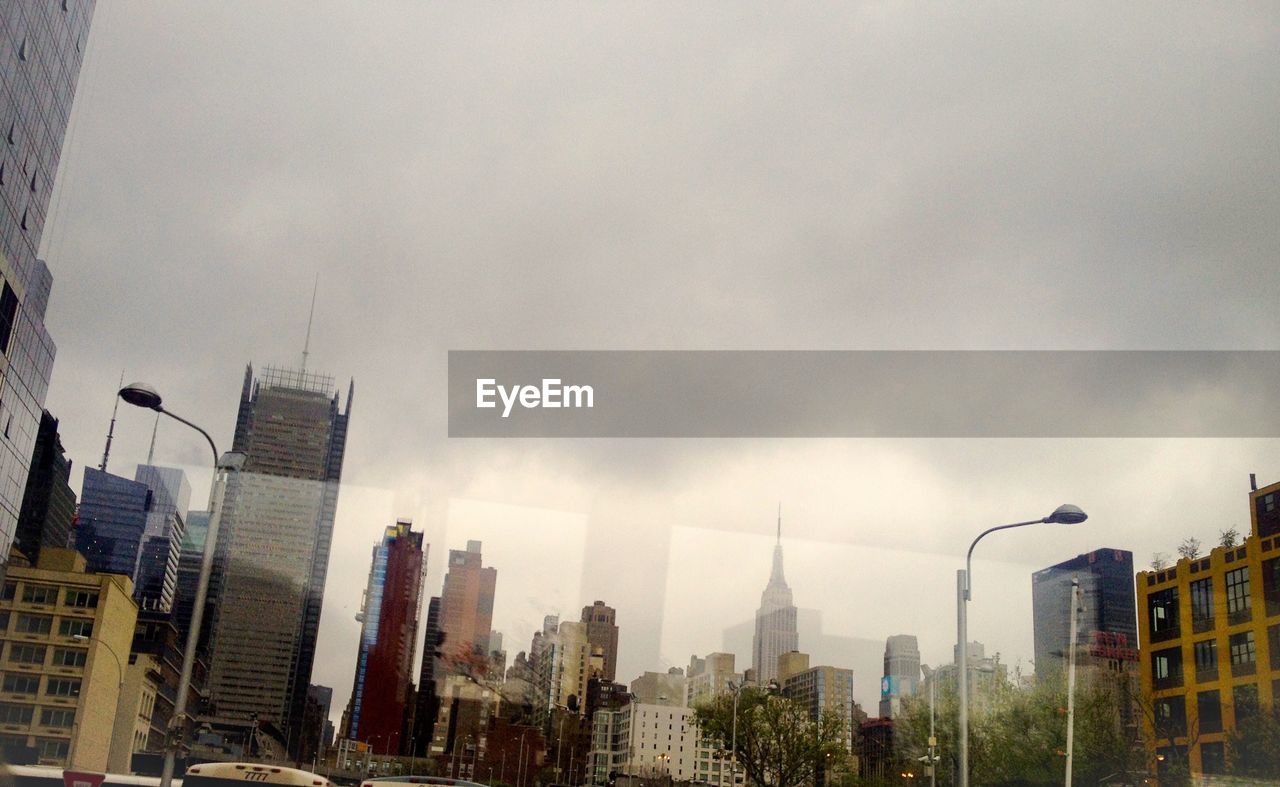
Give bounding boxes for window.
[1233,683,1260,724]
[1271,624,1280,671]
[0,282,17,355]
[57,619,92,637]
[1229,630,1256,676]
[1226,567,1252,623]
[63,590,98,609]
[2,674,39,694]
[1193,639,1217,680]
[7,643,46,664]
[1154,696,1186,738]
[36,738,67,760]
[1265,557,1280,616]
[21,585,57,605]
[2,582,15,601]
[0,611,8,629]
[1152,647,1182,689]
[1200,741,1225,775]
[38,708,74,728]
[0,703,33,724]
[15,615,52,635]
[1190,578,1214,631]
[51,648,86,668]
[1197,690,1222,733]
[44,678,80,697]
[1149,588,1179,641]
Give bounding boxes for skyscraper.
[411,595,442,757]
[74,467,152,577]
[343,519,426,755]
[439,540,498,666]
[0,0,96,583]
[878,634,920,719]
[204,364,352,755]
[14,410,76,565]
[131,465,190,612]
[1031,548,1137,675]
[173,510,209,649]
[752,509,798,684]
[580,600,620,682]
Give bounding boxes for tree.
[1151,553,1170,570]
[1226,693,1280,777]
[1177,537,1201,561]
[894,668,1143,786]
[693,688,848,787]
[1220,527,1240,548]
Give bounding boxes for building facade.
[439,540,498,666]
[13,411,75,565]
[581,600,619,682]
[204,364,352,755]
[1137,477,1280,778]
[1032,548,1138,676]
[752,513,798,684]
[131,465,190,613]
[74,468,152,579]
[0,0,96,584]
[0,548,136,769]
[878,634,919,719]
[343,520,426,754]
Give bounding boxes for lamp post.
[1065,575,1084,787]
[956,504,1086,787]
[118,382,241,787]
[68,633,124,769]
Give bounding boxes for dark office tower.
[75,467,153,576]
[439,540,498,665]
[132,465,190,611]
[411,595,443,757]
[753,509,798,683]
[580,600,619,682]
[14,410,76,564]
[205,365,353,756]
[344,520,426,755]
[301,684,334,765]
[1031,548,1138,675]
[878,634,920,719]
[173,510,209,649]
[0,0,96,585]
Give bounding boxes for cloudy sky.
[34,2,1280,718]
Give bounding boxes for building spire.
[301,273,319,373]
[145,412,160,466]
[99,370,124,472]
[777,502,782,545]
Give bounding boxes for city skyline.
[5,0,1278,773]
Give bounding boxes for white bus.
[184,764,331,787]
[0,765,177,787]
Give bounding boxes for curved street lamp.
[956,504,1087,787]
[118,381,240,787]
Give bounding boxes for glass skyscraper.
[74,466,152,577]
[204,364,352,757]
[1031,547,1138,674]
[0,0,96,582]
[132,464,190,611]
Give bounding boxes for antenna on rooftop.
[301,273,319,373]
[145,412,160,466]
[99,370,124,472]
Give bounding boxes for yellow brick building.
[0,548,137,770]
[1137,478,1280,778]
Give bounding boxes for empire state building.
[752,508,799,683]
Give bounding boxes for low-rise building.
[0,548,137,769]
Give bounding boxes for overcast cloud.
[33,2,1280,717]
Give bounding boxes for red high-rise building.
[342,520,426,753]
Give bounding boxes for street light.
[68,633,124,768]
[118,381,241,787]
[956,504,1086,787]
